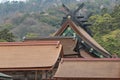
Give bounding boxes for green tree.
[89,13,114,36]
[0,29,15,42]
[101,30,120,57]
[89,11,120,57]
[111,5,120,29]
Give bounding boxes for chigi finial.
[61,3,93,37]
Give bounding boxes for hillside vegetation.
[0,0,120,57]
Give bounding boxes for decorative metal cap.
[67,15,71,19]
[89,48,93,53]
[81,40,84,43]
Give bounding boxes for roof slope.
[54,58,120,78]
[25,37,77,57]
[25,37,94,58]
[54,19,112,58]
[0,41,62,71]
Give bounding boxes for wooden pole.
[35,70,38,80]
[46,70,48,79]
[24,72,28,80]
[42,70,46,79]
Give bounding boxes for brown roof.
[25,37,94,58]
[54,58,120,78]
[0,41,62,71]
[54,19,112,58]
[25,37,77,56]
[80,49,94,58]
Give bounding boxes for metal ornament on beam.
[67,15,71,19]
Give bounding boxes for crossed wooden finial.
[62,3,93,37]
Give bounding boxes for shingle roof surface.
[0,41,62,71]
[54,58,120,78]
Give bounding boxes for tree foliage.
[89,5,120,57]
[89,13,115,35]
[100,30,120,57]
[0,29,15,42]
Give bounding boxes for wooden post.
[42,70,47,79]
[46,70,48,79]
[39,71,42,80]
[35,70,38,80]
[24,72,28,80]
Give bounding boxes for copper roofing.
[25,37,95,58]
[80,49,94,58]
[25,37,76,54]
[54,19,112,57]
[0,41,62,71]
[54,58,120,78]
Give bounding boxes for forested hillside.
[89,5,120,57]
[0,0,120,57]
